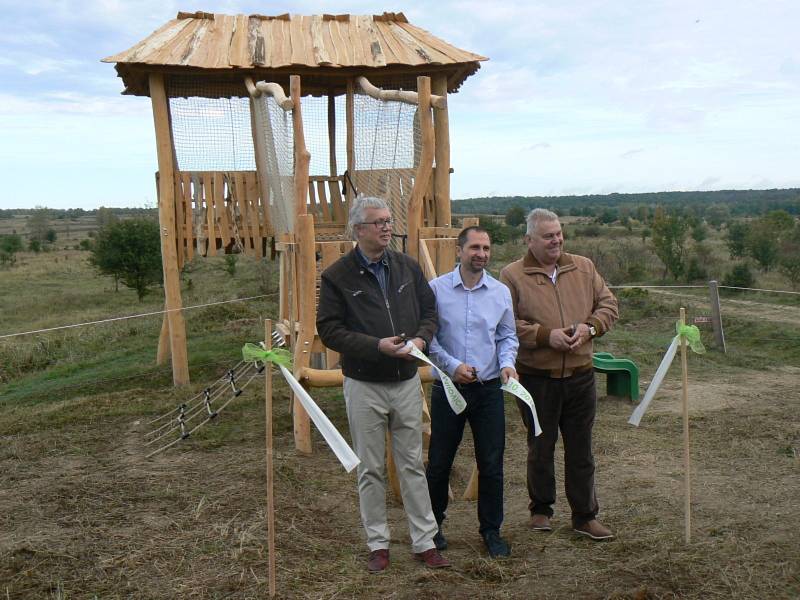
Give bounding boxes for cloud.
[619,148,645,159]
[526,142,551,151]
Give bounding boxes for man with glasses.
[317,196,450,573]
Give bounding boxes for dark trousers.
[426,378,505,535]
[517,370,599,527]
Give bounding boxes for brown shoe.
[367,549,389,573]
[574,519,614,541]
[413,547,451,569]
[530,514,552,532]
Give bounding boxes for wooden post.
[328,89,337,177]
[431,74,451,229]
[264,319,276,598]
[708,280,727,353]
[156,313,170,365]
[292,214,314,454]
[679,307,691,544]
[291,75,310,218]
[407,76,435,261]
[149,73,189,386]
[345,78,355,205]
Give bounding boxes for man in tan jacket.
[500,208,618,540]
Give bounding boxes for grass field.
[1,233,798,599]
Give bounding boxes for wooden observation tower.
[104,11,486,454]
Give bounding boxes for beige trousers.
[344,374,437,553]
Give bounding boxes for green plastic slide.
[592,352,640,401]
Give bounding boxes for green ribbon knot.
[241,343,293,368]
[675,322,706,354]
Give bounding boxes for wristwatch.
[586,323,597,338]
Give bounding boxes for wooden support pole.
[345,78,355,205]
[679,307,692,544]
[264,319,276,598]
[328,89,337,177]
[463,465,479,501]
[406,76,434,262]
[149,73,189,386]
[431,74,451,229]
[156,312,170,365]
[708,280,727,353]
[292,214,315,454]
[291,75,310,218]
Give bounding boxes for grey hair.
[526,208,560,236]
[347,195,390,239]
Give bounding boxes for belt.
[521,364,593,379]
[436,377,501,389]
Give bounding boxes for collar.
[522,250,575,274]
[355,245,388,268]
[452,265,488,290]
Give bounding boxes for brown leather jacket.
[499,251,618,377]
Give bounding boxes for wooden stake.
[149,73,189,386]
[264,319,276,597]
[679,307,691,544]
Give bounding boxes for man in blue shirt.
[425,226,519,558]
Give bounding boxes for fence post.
[708,280,727,353]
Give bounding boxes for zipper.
[552,275,567,377]
[363,263,401,379]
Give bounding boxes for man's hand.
[500,366,517,384]
[548,327,575,351]
[378,336,408,357]
[453,363,478,384]
[395,336,425,361]
[567,323,591,352]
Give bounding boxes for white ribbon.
[279,365,360,472]
[502,377,542,436]
[404,343,467,414]
[628,337,679,426]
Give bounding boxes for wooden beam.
[292,214,315,454]
[149,73,189,385]
[291,75,310,218]
[345,78,355,205]
[327,89,337,177]
[406,76,435,261]
[431,74,451,228]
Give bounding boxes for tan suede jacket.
[499,251,619,377]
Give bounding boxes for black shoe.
[482,530,510,559]
[433,526,448,551]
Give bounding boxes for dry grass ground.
[1,357,798,599]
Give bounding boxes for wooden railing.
[166,170,350,263]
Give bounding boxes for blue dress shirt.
[428,266,519,381]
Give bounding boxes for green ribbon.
[241,343,294,368]
[675,322,706,354]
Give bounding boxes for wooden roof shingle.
[103,11,487,96]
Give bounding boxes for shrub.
[722,263,755,290]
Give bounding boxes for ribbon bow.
[241,343,293,368]
[675,322,705,354]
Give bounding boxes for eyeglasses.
[360,218,394,229]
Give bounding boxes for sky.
[1,0,799,209]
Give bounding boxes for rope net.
[251,94,295,235]
[353,82,423,251]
